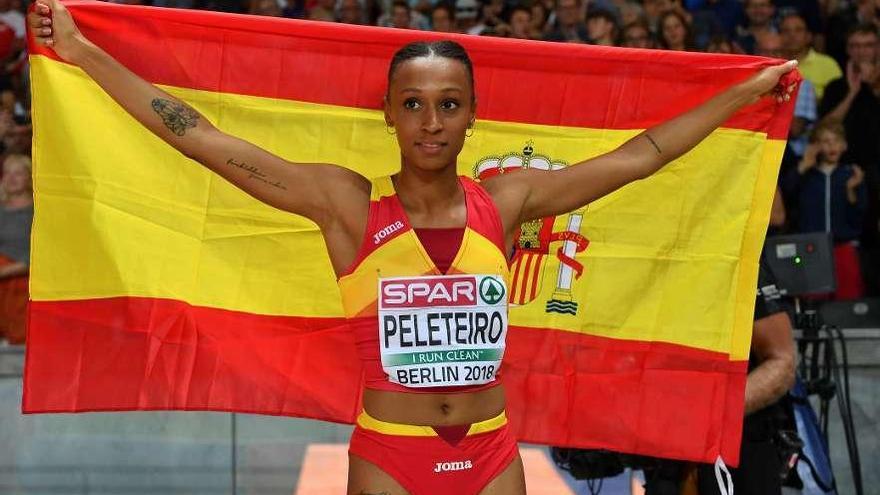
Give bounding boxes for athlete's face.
[385,57,475,173]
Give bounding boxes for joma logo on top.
[373,221,404,244]
[381,277,478,307]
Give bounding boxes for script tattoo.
[227,158,288,190]
[151,98,200,136]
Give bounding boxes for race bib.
[378,274,508,388]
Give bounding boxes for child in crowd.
[793,119,866,299]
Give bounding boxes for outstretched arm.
[485,61,799,233]
[29,0,369,228]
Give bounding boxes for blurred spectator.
[657,10,695,50]
[733,0,775,55]
[788,120,866,299]
[249,0,282,16]
[0,0,25,40]
[544,0,589,43]
[378,0,428,28]
[467,0,504,34]
[616,1,644,27]
[642,0,689,32]
[684,0,743,37]
[454,0,479,32]
[0,153,31,345]
[281,0,307,18]
[309,0,337,20]
[756,32,818,161]
[529,1,550,38]
[704,34,734,53]
[820,24,880,296]
[492,5,533,39]
[826,0,880,68]
[621,19,654,48]
[338,0,367,24]
[820,24,880,168]
[430,3,455,31]
[586,9,618,45]
[780,12,842,101]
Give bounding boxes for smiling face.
[385,56,475,174]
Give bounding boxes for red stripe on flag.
[504,326,747,463]
[510,252,525,304]
[23,298,362,422]
[30,1,796,139]
[528,253,544,302]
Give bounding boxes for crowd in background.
[0,0,878,345]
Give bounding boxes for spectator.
[780,12,842,101]
[704,34,734,53]
[616,1,644,27]
[0,153,31,345]
[820,25,880,169]
[529,1,550,38]
[338,0,366,24]
[657,10,695,51]
[789,120,866,299]
[309,0,337,20]
[642,0,689,32]
[494,5,533,39]
[733,0,776,55]
[0,0,24,40]
[544,0,589,43]
[826,0,880,68]
[684,0,743,38]
[820,24,880,296]
[586,9,618,45]
[467,0,504,34]
[621,19,654,48]
[249,0,282,16]
[454,0,479,33]
[430,3,455,31]
[757,31,818,161]
[281,0,307,18]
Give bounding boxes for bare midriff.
[363,385,506,426]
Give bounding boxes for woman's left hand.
[743,60,800,104]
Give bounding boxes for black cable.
[587,477,603,495]
[829,325,863,495]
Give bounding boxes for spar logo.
[473,141,590,315]
[381,276,478,308]
[433,460,473,473]
[479,277,505,305]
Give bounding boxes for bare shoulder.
[310,164,371,230]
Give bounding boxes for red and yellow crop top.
[337,175,510,393]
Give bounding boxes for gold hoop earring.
[386,125,396,135]
[465,121,475,138]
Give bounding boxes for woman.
[29,1,796,493]
[658,9,695,51]
[0,153,33,345]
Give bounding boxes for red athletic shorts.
[348,410,519,494]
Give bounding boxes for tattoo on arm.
[644,133,662,155]
[227,158,288,190]
[151,98,200,136]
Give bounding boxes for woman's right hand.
[28,0,89,64]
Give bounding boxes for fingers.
[28,1,56,46]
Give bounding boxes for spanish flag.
[24,1,795,464]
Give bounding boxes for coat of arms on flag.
[474,141,590,316]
